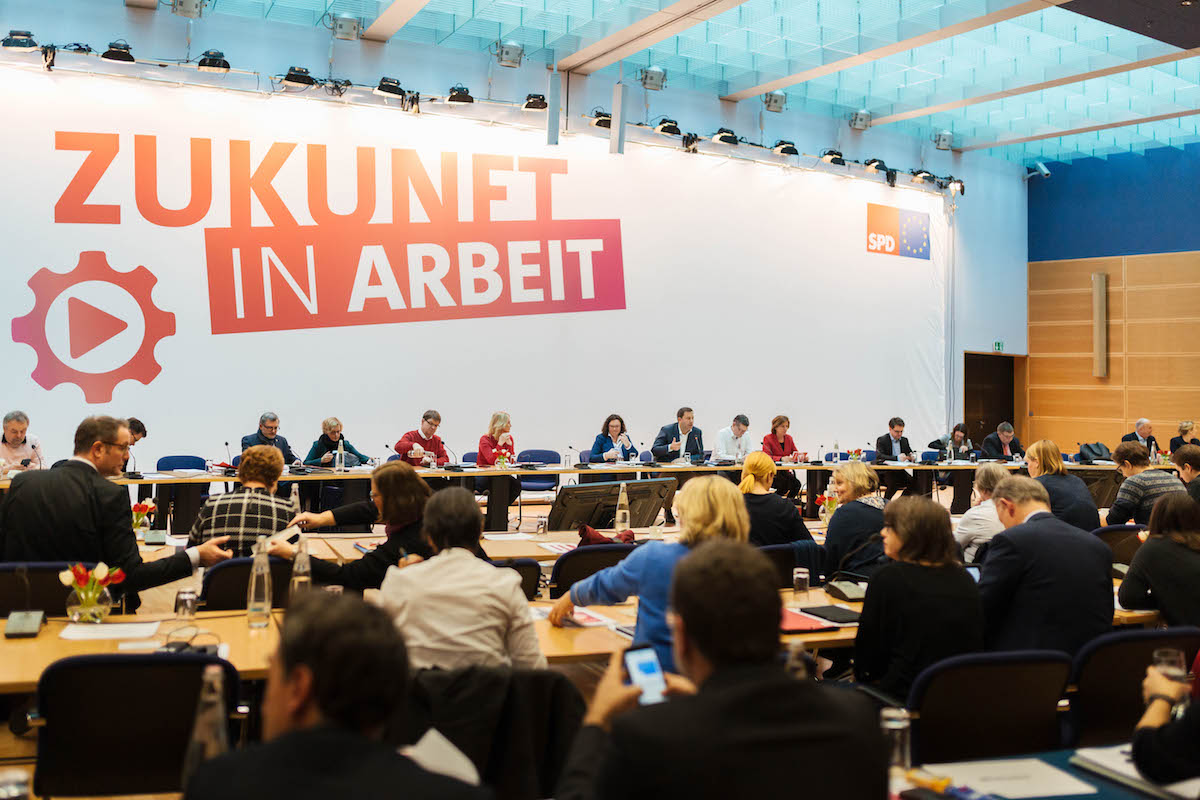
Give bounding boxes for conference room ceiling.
[201,0,1200,166]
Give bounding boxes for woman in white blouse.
[954,462,1008,562]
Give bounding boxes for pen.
[905,770,951,793]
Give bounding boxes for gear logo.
[11,251,175,403]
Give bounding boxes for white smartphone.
[623,646,668,705]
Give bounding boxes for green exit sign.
[993,341,1005,352]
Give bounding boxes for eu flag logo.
[897,209,930,260]
[867,203,930,260]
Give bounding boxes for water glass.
[1153,647,1191,712]
[174,588,197,621]
[792,567,810,606]
[535,516,549,536]
[323,584,344,596]
[880,708,912,788]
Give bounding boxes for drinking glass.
[880,708,912,790]
[792,567,810,606]
[174,588,197,621]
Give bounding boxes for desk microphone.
[225,441,233,464]
[816,444,824,464]
[445,446,457,465]
[4,565,44,639]
[833,533,883,578]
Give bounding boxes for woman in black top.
[1118,493,1200,626]
[269,460,432,590]
[855,496,984,699]
[739,452,812,547]
[822,461,888,578]
[1026,439,1100,531]
[1133,664,1200,783]
[1170,421,1200,454]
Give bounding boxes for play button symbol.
[68,297,129,359]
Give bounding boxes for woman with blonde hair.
[1026,439,1100,531]
[475,411,522,521]
[1170,421,1200,454]
[740,451,812,547]
[822,460,888,579]
[548,475,749,671]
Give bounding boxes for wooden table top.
[0,610,280,694]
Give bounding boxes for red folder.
[780,608,837,633]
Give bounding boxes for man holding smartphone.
[556,540,885,800]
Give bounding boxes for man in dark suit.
[978,476,1113,655]
[241,411,299,463]
[556,540,886,800]
[0,416,232,611]
[1122,419,1160,458]
[184,593,485,800]
[651,407,703,463]
[874,416,916,500]
[981,422,1024,459]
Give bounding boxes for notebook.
[780,609,837,633]
[798,605,861,624]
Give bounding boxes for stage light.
[820,149,845,165]
[682,133,701,153]
[910,168,934,184]
[589,111,612,128]
[493,40,523,68]
[171,0,205,19]
[1022,161,1051,182]
[762,90,786,113]
[101,41,135,63]
[654,118,680,136]
[373,77,403,97]
[282,66,315,87]
[772,140,798,156]
[447,84,474,103]
[522,93,548,110]
[947,177,965,196]
[332,14,361,40]
[849,110,871,130]
[864,158,886,173]
[885,170,897,188]
[2,30,38,52]
[639,66,666,91]
[933,130,954,150]
[712,128,738,145]
[197,49,229,73]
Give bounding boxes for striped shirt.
[187,487,294,557]
[1107,469,1187,526]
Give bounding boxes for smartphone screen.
[623,646,667,705]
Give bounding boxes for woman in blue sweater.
[547,475,750,671]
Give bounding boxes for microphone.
[445,446,457,465]
[129,451,137,473]
[225,441,233,464]
[833,533,883,579]
[816,444,824,464]
[565,445,578,467]
[18,565,31,612]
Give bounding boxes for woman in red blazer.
[476,411,521,515]
[761,415,803,501]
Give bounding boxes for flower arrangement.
[131,501,156,529]
[59,562,125,622]
[815,493,838,520]
[847,449,863,462]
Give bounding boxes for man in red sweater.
[395,410,451,466]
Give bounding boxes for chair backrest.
[231,454,241,467]
[1068,627,1200,747]
[639,451,653,462]
[921,450,939,461]
[547,544,636,599]
[387,453,403,461]
[971,541,991,564]
[157,455,206,471]
[463,451,478,464]
[200,556,292,610]
[35,653,238,797]
[518,449,561,465]
[576,450,591,464]
[906,650,1071,763]
[494,558,541,600]
[824,452,849,462]
[517,449,561,491]
[0,562,95,618]
[1090,524,1146,565]
[863,449,876,462]
[758,545,796,589]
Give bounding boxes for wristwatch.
[1147,693,1180,707]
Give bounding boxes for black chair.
[30,653,239,797]
[547,543,635,599]
[200,556,292,610]
[971,541,991,564]
[758,545,796,589]
[0,562,94,618]
[906,651,1071,763]
[1089,524,1146,565]
[494,558,542,600]
[1065,627,1200,747]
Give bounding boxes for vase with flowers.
[132,501,156,535]
[815,493,838,526]
[59,563,124,623]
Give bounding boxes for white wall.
[0,0,1027,465]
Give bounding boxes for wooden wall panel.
[1127,321,1200,354]
[1029,355,1124,386]
[1029,290,1122,324]
[1028,387,1124,419]
[1028,257,1124,291]
[1127,356,1200,387]
[1027,418,1126,450]
[1028,323,1123,354]
[1125,251,1200,287]
[1125,389,1200,423]
[1126,286,1200,317]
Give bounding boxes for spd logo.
[867,203,929,260]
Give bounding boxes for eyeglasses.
[369,490,381,499]
[101,441,130,452]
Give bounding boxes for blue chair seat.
[517,449,561,492]
[548,543,636,599]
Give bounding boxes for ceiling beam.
[955,106,1200,152]
[556,0,749,75]
[125,0,159,8]
[873,47,1200,126]
[720,0,1072,103]
[362,0,433,42]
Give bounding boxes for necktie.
[1003,442,1011,456]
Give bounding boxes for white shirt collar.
[69,456,98,472]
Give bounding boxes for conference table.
[2,458,1166,534]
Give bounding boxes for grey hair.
[973,462,1009,495]
[259,412,279,425]
[733,414,749,427]
[1136,418,1151,429]
[321,417,341,433]
[996,422,1014,434]
[3,411,29,426]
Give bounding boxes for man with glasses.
[395,410,453,492]
[241,412,299,464]
[0,416,232,610]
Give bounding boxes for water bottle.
[247,536,271,628]
[335,439,345,472]
[833,439,840,461]
[615,482,630,533]
[180,664,229,787]
[0,769,30,800]
[289,534,312,598]
[289,482,300,513]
